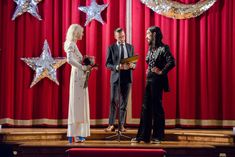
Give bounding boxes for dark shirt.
[148,49,158,70]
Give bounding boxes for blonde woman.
[64,24,91,143]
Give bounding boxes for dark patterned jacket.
[146,45,175,92]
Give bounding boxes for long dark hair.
[148,26,163,50]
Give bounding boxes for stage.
[1,128,235,157]
[1,0,235,157]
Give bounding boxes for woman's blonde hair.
[64,24,83,50]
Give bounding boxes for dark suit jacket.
[146,45,175,92]
[106,43,134,83]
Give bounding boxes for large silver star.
[140,0,216,19]
[12,0,43,20]
[21,40,66,88]
[78,0,108,26]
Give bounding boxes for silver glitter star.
[21,40,66,88]
[140,0,216,19]
[12,0,43,21]
[78,0,109,26]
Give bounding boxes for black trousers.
[136,74,165,142]
[108,82,131,125]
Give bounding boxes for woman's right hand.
[87,65,92,71]
[82,65,88,71]
[82,65,92,71]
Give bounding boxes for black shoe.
[131,138,140,143]
[120,125,127,132]
[151,138,161,144]
[104,125,115,132]
[131,137,150,143]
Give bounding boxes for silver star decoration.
[12,0,43,21]
[78,0,109,26]
[21,40,66,88]
[141,0,216,19]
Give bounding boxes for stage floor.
[0,128,235,157]
[0,127,234,143]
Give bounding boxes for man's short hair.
[114,27,124,34]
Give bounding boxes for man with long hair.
[132,26,175,143]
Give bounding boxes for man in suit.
[105,28,135,132]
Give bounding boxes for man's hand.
[129,63,136,69]
[146,69,150,75]
[117,63,136,70]
[117,63,128,70]
[151,67,162,75]
[123,63,129,70]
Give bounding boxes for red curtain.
[0,0,235,127]
[0,0,127,126]
[132,0,235,128]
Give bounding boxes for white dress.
[64,41,90,137]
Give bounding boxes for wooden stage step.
[0,128,234,144]
[1,128,235,157]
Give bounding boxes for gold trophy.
[120,55,139,64]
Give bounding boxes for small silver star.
[78,0,109,26]
[21,40,66,88]
[12,0,43,21]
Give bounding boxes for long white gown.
[64,41,90,137]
